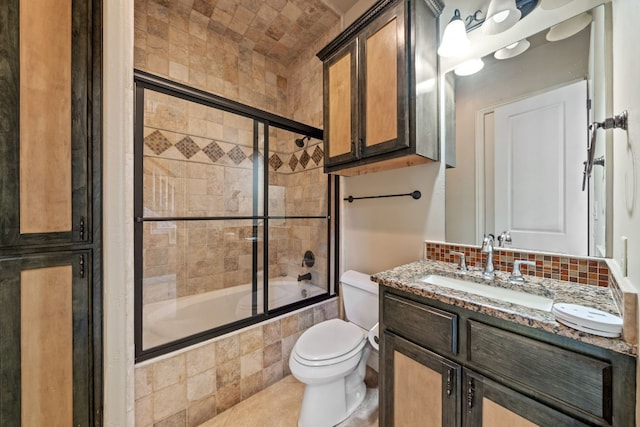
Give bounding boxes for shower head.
[295,136,311,148]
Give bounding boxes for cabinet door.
[382,331,460,426]
[359,0,408,158]
[0,252,94,426]
[324,40,359,167]
[0,0,93,249]
[463,370,589,427]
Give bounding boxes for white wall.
[341,163,446,274]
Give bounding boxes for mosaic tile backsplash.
[424,241,609,288]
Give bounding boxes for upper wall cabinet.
[318,0,443,176]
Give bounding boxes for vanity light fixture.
[454,58,485,76]
[494,38,530,59]
[482,0,522,35]
[437,9,471,58]
[546,12,592,42]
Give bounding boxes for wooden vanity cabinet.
[380,288,636,426]
[317,0,443,176]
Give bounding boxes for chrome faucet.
[509,260,536,283]
[496,230,512,247]
[481,234,495,278]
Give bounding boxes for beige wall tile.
[154,355,186,390]
[216,358,241,389]
[153,382,188,422]
[155,409,186,427]
[136,365,154,399]
[216,382,241,413]
[187,369,215,402]
[135,394,153,427]
[187,396,217,427]
[240,349,263,378]
[186,342,216,377]
[239,328,263,355]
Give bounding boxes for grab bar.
[582,110,628,191]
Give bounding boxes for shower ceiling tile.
[147,0,340,66]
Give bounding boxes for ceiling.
[147,0,343,65]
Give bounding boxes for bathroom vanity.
[373,260,636,426]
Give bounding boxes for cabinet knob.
[467,378,475,411]
[446,368,453,396]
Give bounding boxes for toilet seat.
[293,319,366,367]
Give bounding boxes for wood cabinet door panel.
[359,1,408,158]
[324,42,358,166]
[383,331,460,426]
[463,370,590,427]
[0,252,93,426]
[0,0,92,249]
[468,320,612,423]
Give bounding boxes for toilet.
[289,270,379,427]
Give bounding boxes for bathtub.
[143,277,326,349]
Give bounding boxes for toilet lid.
[295,319,365,362]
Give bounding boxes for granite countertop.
[372,259,637,356]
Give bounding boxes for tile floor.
[198,375,378,427]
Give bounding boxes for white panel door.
[494,80,588,255]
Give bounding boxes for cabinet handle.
[446,368,453,396]
[79,254,85,279]
[467,378,475,411]
[79,216,85,240]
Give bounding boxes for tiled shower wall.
[136,0,339,301]
[135,299,339,426]
[135,1,341,425]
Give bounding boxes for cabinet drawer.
[468,320,612,423]
[383,294,458,355]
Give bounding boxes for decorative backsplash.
[424,241,609,288]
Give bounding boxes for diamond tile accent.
[144,130,172,155]
[175,136,200,159]
[250,152,264,163]
[288,154,298,172]
[269,154,283,171]
[202,141,225,163]
[311,146,323,165]
[299,150,310,169]
[227,145,248,165]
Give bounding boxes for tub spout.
[297,272,312,282]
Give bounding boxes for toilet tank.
[340,270,379,330]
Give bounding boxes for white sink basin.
[420,274,554,312]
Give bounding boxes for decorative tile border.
[424,241,609,287]
[144,128,323,173]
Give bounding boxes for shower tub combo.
[143,276,326,349]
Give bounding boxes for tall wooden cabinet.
[317,0,443,176]
[0,1,102,425]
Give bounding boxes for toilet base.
[297,377,366,427]
[296,346,370,427]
